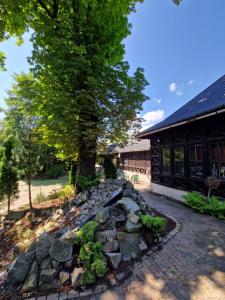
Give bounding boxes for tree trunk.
[76,136,97,177]
[28,175,33,210]
[7,196,10,215]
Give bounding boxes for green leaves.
[0,51,6,71]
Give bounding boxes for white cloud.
[142,110,165,130]
[187,79,195,86]
[153,98,162,104]
[169,82,177,93]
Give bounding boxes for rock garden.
[0,179,176,299]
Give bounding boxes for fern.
[139,214,166,233]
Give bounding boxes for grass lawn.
[0,176,68,213]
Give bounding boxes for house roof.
[111,139,150,154]
[139,74,225,137]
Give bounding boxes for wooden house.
[139,74,225,201]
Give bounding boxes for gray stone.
[64,257,74,268]
[117,198,140,214]
[123,189,137,200]
[96,207,109,223]
[105,253,122,269]
[51,259,61,269]
[127,213,139,224]
[39,280,59,291]
[7,210,25,221]
[50,240,73,263]
[125,181,134,190]
[59,271,70,285]
[117,232,140,260]
[8,254,30,284]
[40,269,58,283]
[25,250,35,264]
[103,240,118,252]
[22,260,38,292]
[71,267,84,288]
[41,256,52,270]
[59,230,79,244]
[139,237,148,251]
[77,191,89,204]
[36,235,53,264]
[125,220,142,233]
[96,217,116,231]
[95,231,107,243]
[109,206,126,222]
[105,229,117,241]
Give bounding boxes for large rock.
[22,260,38,292]
[8,254,31,285]
[109,207,126,223]
[127,213,139,224]
[117,232,140,261]
[36,235,53,264]
[105,229,117,242]
[50,240,73,263]
[96,207,109,224]
[103,240,118,253]
[105,253,122,269]
[125,220,142,233]
[95,231,107,243]
[76,191,89,205]
[71,267,84,288]
[40,269,58,283]
[41,256,52,270]
[117,198,140,214]
[59,271,70,285]
[123,189,137,200]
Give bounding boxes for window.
[189,144,203,178]
[210,144,225,181]
[174,146,184,176]
[122,154,128,166]
[162,147,170,174]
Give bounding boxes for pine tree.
[103,156,117,179]
[0,136,18,214]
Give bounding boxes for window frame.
[174,146,185,177]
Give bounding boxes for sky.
[1,0,225,130]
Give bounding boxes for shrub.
[76,175,100,191]
[183,192,225,219]
[139,214,167,233]
[78,221,98,244]
[103,156,117,179]
[68,163,77,185]
[79,270,95,285]
[47,184,75,200]
[33,191,47,204]
[91,256,108,278]
[45,164,64,179]
[183,192,206,213]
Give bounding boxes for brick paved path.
[33,191,225,300]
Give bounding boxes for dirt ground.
[0,176,68,214]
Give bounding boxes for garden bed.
[0,179,176,300]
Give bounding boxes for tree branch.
[37,0,54,19]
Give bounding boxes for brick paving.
[31,191,225,300]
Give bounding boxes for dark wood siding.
[149,113,225,198]
[119,151,150,174]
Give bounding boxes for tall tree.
[0,136,18,214]
[5,73,43,209]
[0,1,179,183]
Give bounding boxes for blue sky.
[1,0,225,129]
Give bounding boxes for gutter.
[138,107,225,138]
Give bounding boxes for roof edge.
[138,107,225,138]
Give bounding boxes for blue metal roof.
[140,74,225,136]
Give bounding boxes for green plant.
[78,221,98,244]
[47,184,75,200]
[79,270,95,286]
[68,162,77,185]
[33,191,47,204]
[0,136,19,213]
[103,156,117,179]
[139,214,167,233]
[184,192,225,219]
[91,256,108,278]
[76,175,100,192]
[183,192,206,213]
[45,164,64,179]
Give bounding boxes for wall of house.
[149,113,225,198]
